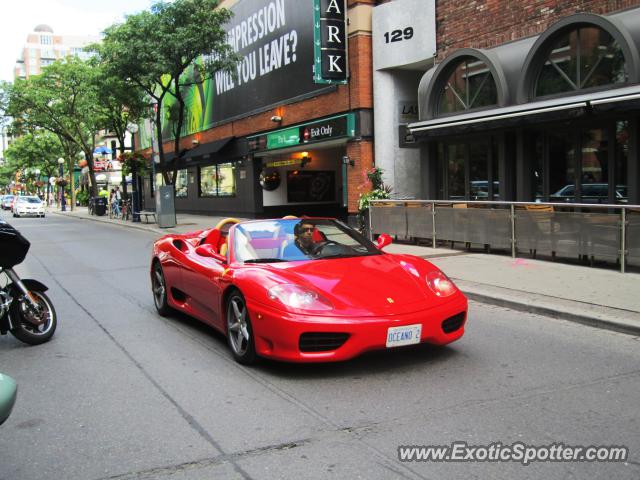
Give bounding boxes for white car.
[12,196,45,218]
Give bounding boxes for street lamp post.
[58,157,66,212]
[127,123,141,222]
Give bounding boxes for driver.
[281,221,321,259]
[293,221,318,255]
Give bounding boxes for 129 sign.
[383,27,414,43]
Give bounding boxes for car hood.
[258,254,456,317]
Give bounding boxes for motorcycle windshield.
[0,222,31,269]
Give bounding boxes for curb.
[51,211,166,235]
[460,288,640,337]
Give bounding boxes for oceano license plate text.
[386,324,422,348]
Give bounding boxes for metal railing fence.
[368,200,640,273]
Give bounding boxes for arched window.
[535,26,626,98]
[437,57,498,115]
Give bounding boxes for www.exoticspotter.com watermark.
[398,442,628,466]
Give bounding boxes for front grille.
[299,332,350,352]
[441,312,466,333]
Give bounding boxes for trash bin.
[94,197,107,216]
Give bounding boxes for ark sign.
[313,0,348,84]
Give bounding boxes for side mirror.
[0,373,17,426]
[195,244,227,262]
[376,233,392,250]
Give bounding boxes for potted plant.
[357,167,393,234]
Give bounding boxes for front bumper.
[247,294,468,362]
[15,209,44,216]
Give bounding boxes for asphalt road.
[1,213,639,480]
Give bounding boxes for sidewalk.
[53,207,640,336]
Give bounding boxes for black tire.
[151,261,171,316]
[226,291,257,365]
[10,290,57,345]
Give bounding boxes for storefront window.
[548,133,576,202]
[533,133,544,202]
[615,121,629,204]
[199,163,236,197]
[491,138,500,200]
[469,142,489,200]
[447,144,465,200]
[437,143,445,199]
[175,169,188,198]
[438,58,498,115]
[437,140,498,201]
[580,129,608,203]
[535,27,626,98]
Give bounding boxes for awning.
[409,84,640,138]
[155,137,246,172]
[183,137,234,160]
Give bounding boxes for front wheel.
[226,291,257,365]
[10,290,57,345]
[151,262,171,316]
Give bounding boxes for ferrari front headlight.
[267,284,333,311]
[426,270,458,297]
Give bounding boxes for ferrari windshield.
[233,219,382,263]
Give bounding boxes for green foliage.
[358,167,393,212]
[356,167,394,232]
[118,152,149,177]
[92,0,241,183]
[4,131,64,178]
[4,58,104,196]
[0,131,64,191]
[76,190,90,206]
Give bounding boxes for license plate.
[386,324,422,348]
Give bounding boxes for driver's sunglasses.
[301,227,315,233]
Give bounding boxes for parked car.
[550,183,628,203]
[470,180,500,200]
[1,195,15,211]
[151,217,468,364]
[12,196,45,218]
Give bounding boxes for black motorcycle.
[0,220,57,345]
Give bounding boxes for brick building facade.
[145,0,640,219]
[373,0,640,206]
[144,0,376,221]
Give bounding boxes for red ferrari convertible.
[150,217,467,364]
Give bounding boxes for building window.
[175,169,188,198]
[535,26,626,98]
[532,125,625,204]
[199,163,236,197]
[548,132,576,201]
[40,35,52,45]
[40,48,55,59]
[615,121,628,204]
[438,139,498,201]
[437,57,498,116]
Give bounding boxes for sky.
[0,0,156,82]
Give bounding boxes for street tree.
[93,0,239,185]
[4,57,105,200]
[89,59,148,196]
[2,130,65,201]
